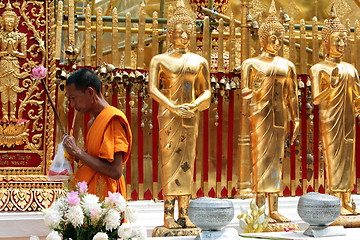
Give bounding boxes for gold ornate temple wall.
[0,0,64,211]
[2,0,356,204]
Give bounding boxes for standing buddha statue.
[241,0,300,223]
[310,5,360,215]
[149,0,211,229]
[0,1,26,123]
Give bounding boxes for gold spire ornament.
[149,0,211,236]
[310,4,360,218]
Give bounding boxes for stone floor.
[1,195,360,239]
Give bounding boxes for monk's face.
[171,23,192,50]
[262,30,284,55]
[328,31,347,58]
[66,84,91,113]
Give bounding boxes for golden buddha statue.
[240,0,300,223]
[310,5,360,215]
[149,0,211,229]
[0,2,26,123]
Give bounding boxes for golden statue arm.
[353,71,360,116]
[193,62,211,111]
[148,58,194,118]
[285,67,300,144]
[241,63,255,100]
[311,68,331,105]
[148,59,177,111]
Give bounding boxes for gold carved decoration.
[0,0,47,149]
[249,0,267,19]
[326,0,352,19]
[283,1,301,20]
[0,0,61,212]
[0,182,65,211]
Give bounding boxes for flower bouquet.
[43,182,146,240]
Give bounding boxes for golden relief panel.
[0,0,61,211]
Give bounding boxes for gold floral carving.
[0,182,65,211]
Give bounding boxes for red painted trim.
[290,121,296,180]
[203,109,209,182]
[356,118,360,180]
[152,100,159,183]
[125,86,131,185]
[301,75,307,181]
[138,93,144,184]
[227,91,234,181]
[313,105,319,180]
[216,95,223,183]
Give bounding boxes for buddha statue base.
[152,226,201,237]
[331,214,360,228]
[264,222,299,232]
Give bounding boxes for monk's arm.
[76,150,123,180]
[63,135,123,180]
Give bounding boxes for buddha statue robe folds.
[310,5,360,215]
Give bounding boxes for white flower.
[44,209,62,228]
[125,206,138,223]
[66,205,84,228]
[92,232,108,240]
[52,197,67,212]
[104,208,120,231]
[104,192,126,212]
[118,223,133,239]
[46,231,61,240]
[133,226,147,240]
[81,194,102,215]
[30,236,40,240]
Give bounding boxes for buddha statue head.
[166,0,195,50]
[0,1,20,32]
[321,4,348,58]
[258,0,285,55]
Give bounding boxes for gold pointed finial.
[269,0,277,15]
[258,0,284,41]
[2,0,17,19]
[5,0,13,11]
[177,0,185,8]
[321,4,347,52]
[330,3,337,18]
[166,0,195,35]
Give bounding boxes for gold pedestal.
[0,179,65,211]
[264,222,299,232]
[152,226,201,237]
[331,215,360,228]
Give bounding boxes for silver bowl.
[297,192,340,226]
[189,197,234,231]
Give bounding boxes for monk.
[63,68,132,199]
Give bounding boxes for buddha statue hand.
[330,67,339,87]
[173,104,196,118]
[242,87,254,100]
[290,119,300,145]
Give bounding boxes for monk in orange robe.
[63,68,132,199]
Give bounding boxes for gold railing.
[54,0,360,200]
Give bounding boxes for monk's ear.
[87,87,96,96]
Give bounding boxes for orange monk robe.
[75,106,132,199]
